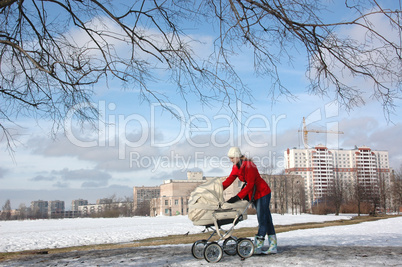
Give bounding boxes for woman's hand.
[226,195,241,203]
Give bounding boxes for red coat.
[222,160,271,201]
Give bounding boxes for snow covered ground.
[1,214,401,253]
[1,214,401,266]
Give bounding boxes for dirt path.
[1,244,401,266]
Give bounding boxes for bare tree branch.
[0,0,401,151]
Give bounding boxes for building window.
[175,199,179,205]
[165,209,169,214]
[165,200,168,206]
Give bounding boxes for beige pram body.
[188,177,249,226]
[188,178,254,263]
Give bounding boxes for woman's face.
[229,157,240,165]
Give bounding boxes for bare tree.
[353,180,366,216]
[367,182,380,215]
[134,200,151,216]
[1,0,401,149]
[342,176,356,205]
[17,203,27,220]
[277,176,287,215]
[378,172,391,213]
[1,199,11,220]
[120,196,134,217]
[353,177,381,216]
[391,166,402,214]
[289,175,305,214]
[263,173,305,214]
[328,177,343,216]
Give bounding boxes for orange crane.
[298,117,344,148]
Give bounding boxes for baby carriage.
[188,178,255,263]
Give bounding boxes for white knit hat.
[227,147,242,158]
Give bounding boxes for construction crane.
[298,117,344,148]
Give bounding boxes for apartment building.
[31,200,48,214]
[71,199,88,212]
[30,200,66,218]
[133,186,160,215]
[48,200,65,218]
[284,145,390,209]
[30,200,49,218]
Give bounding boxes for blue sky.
[0,1,401,209]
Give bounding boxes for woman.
[223,147,277,254]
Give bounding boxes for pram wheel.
[204,242,223,263]
[223,237,237,256]
[191,239,207,259]
[237,238,254,258]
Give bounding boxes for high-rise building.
[284,145,390,209]
[71,199,88,212]
[133,185,160,215]
[48,200,65,218]
[30,200,48,218]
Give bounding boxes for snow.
[1,214,401,253]
[278,216,402,247]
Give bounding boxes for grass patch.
[0,214,399,262]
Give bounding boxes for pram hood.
[188,177,248,226]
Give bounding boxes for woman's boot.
[264,234,277,254]
[253,235,265,254]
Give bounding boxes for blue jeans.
[255,193,276,237]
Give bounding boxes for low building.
[150,172,207,216]
[150,171,248,217]
[78,201,132,216]
[78,203,105,215]
[150,179,205,216]
[63,210,82,218]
